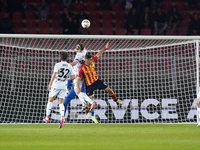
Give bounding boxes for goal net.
[0,34,199,124]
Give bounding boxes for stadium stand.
[0,0,198,35]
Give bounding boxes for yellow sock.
[92,118,99,124]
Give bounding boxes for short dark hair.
[60,51,68,61]
[85,55,93,60]
[79,43,84,51]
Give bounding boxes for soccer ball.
[81,19,90,28]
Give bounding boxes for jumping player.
[76,42,124,110]
[63,77,98,124]
[63,44,96,119]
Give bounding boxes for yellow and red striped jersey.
[77,55,98,86]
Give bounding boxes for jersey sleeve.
[82,49,87,55]
[74,53,81,62]
[77,67,83,79]
[92,55,98,62]
[53,63,58,73]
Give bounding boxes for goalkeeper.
[63,75,98,124]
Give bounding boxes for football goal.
[0,34,199,124]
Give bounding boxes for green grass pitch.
[0,124,200,150]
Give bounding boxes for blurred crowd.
[125,0,200,35]
[0,0,199,35]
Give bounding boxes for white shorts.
[49,88,66,99]
[73,77,83,89]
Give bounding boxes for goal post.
[0,34,199,124]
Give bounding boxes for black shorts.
[86,79,108,96]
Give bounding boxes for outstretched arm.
[70,60,78,67]
[96,42,109,57]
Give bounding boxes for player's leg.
[86,101,92,119]
[104,87,124,105]
[91,112,98,124]
[74,87,86,106]
[43,96,55,123]
[94,79,124,105]
[74,80,96,111]
[80,82,94,105]
[74,78,86,106]
[84,84,98,112]
[57,89,66,129]
[75,89,97,112]
[43,88,59,123]
[81,83,97,113]
[58,98,65,120]
[63,85,76,117]
[80,91,97,111]
[86,110,98,124]
[86,102,98,124]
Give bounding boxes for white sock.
[82,92,94,104]
[198,108,200,117]
[77,93,86,105]
[59,104,64,120]
[46,101,53,119]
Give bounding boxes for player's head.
[75,43,84,53]
[60,51,68,61]
[85,55,93,65]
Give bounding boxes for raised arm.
[71,47,87,66]
[70,60,78,67]
[96,42,109,57]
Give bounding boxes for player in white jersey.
[70,44,96,112]
[43,51,75,129]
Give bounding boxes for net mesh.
[0,36,198,123]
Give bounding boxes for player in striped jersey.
[76,42,124,110]
[43,51,75,129]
